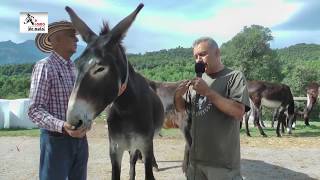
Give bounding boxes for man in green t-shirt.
[174,37,250,180]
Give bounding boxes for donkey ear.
[109,3,144,44]
[65,6,97,43]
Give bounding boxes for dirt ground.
[0,121,320,180]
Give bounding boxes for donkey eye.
[94,67,105,74]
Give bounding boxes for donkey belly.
[110,133,149,153]
[261,97,282,108]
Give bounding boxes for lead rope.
[184,87,194,178]
[185,87,193,150]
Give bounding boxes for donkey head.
[306,82,319,105]
[66,4,144,129]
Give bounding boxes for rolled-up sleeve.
[28,62,64,132]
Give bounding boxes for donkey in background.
[243,80,295,137]
[272,82,319,129]
[65,4,164,180]
[147,79,191,174]
[303,82,319,126]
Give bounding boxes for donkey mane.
[100,21,110,35]
[100,21,126,49]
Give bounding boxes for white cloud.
[0,0,317,53]
[134,0,302,41]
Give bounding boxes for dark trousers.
[39,129,88,180]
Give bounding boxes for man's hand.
[175,80,191,97]
[174,80,191,112]
[63,122,87,138]
[191,77,210,96]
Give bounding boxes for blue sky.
[1,0,320,53]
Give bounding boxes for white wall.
[0,99,37,129]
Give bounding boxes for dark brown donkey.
[303,82,319,126]
[65,4,164,180]
[243,80,295,137]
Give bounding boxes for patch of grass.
[95,111,107,123]
[240,121,320,137]
[0,128,40,137]
[159,128,183,138]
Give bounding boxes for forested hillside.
[129,47,194,81]
[0,25,320,99]
[0,40,85,65]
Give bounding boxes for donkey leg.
[254,114,266,137]
[286,114,294,135]
[276,112,283,137]
[304,113,310,126]
[255,107,267,137]
[281,119,285,134]
[303,105,312,126]
[136,148,159,171]
[245,115,251,137]
[291,114,296,130]
[110,143,124,180]
[129,150,140,180]
[142,142,156,180]
[276,119,282,137]
[255,120,267,137]
[272,108,279,128]
[277,108,287,137]
[259,111,266,128]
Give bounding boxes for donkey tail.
[286,86,295,115]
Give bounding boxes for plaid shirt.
[28,51,76,133]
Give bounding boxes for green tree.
[282,61,320,96]
[220,25,282,81]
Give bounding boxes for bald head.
[193,37,219,50]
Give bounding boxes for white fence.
[0,98,37,129]
[293,97,308,101]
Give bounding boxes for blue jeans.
[39,129,88,180]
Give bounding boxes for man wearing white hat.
[28,20,88,180]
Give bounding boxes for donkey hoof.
[246,133,251,137]
[262,134,267,137]
[277,134,282,137]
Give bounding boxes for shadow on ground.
[241,159,317,180]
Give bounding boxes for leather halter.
[117,48,129,96]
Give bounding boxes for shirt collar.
[51,51,73,66]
